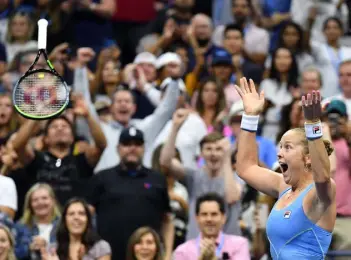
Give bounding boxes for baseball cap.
[326,99,348,117]
[156,52,182,69]
[119,127,144,145]
[134,52,157,66]
[212,49,232,66]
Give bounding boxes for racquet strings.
[14,71,68,117]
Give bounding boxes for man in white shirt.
[323,60,351,120]
[94,79,180,172]
[291,0,349,43]
[0,175,17,220]
[143,81,207,170]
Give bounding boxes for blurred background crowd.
[0,0,351,259]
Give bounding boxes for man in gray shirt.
[160,109,243,240]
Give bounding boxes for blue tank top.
[266,184,332,259]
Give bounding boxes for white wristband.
[304,121,323,140]
[240,114,259,132]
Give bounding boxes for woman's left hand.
[301,90,322,123]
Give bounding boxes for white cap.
[160,77,186,92]
[134,52,157,66]
[156,52,182,69]
[229,100,244,117]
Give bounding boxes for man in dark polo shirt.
[88,126,174,260]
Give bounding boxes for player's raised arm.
[235,78,286,198]
[301,91,335,204]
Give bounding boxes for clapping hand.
[199,238,216,260]
[234,77,265,116]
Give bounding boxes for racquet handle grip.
[37,19,48,50]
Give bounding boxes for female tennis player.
[235,77,336,259]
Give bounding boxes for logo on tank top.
[284,211,292,219]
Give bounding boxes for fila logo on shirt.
[313,126,321,134]
[284,211,292,219]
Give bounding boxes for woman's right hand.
[234,77,265,116]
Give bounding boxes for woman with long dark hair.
[194,77,231,136]
[310,16,351,97]
[41,198,111,260]
[266,21,314,73]
[260,47,299,143]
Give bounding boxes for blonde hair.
[6,12,35,43]
[20,183,61,228]
[0,94,18,132]
[0,225,16,260]
[291,128,334,156]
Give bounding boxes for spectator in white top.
[310,17,351,98]
[5,11,37,64]
[143,77,206,170]
[15,183,61,260]
[213,0,270,65]
[127,52,160,119]
[323,60,351,120]
[265,21,314,74]
[95,78,180,172]
[0,175,17,220]
[291,0,349,43]
[260,47,299,143]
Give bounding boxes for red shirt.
[112,0,156,22]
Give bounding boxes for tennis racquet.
[12,19,69,120]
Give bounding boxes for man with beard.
[160,109,243,240]
[87,127,174,260]
[213,0,270,65]
[7,97,106,206]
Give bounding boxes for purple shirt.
[173,232,250,260]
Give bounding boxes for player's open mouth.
[279,162,288,172]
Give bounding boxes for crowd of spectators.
[0,0,351,259]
